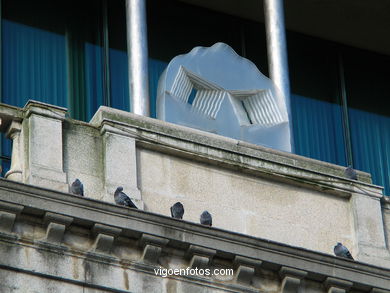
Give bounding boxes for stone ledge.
[23,100,67,120]
[90,106,381,198]
[90,106,370,180]
[0,179,389,290]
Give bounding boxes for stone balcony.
[0,100,389,291]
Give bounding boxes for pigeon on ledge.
[170,202,184,219]
[344,165,358,180]
[114,187,138,209]
[200,211,212,226]
[334,242,354,260]
[70,179,84,196]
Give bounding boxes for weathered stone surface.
[0,202,23,233]
[92,233,115,253]
[44,212,73,226]
[324,277,353,293]
[139,148,353,255]
[2,102,385,263]
[0,102,389,292]
[5,120,23,182]
[233,256,262,285]
[0,180,389,292]
[351,193,390,267]
[90,106,373,183]
[140,234,169,264]
[235,265,255,285]
[24,101,68,192]
[371,288,390,293]
[44,222,67,244]
[279,267,307,293]
[140,233,169,247]
[63,121,105,200]
[92,223,121,235]
[0,211,17,233]
[141,244,162,264]
[101,125,142,206]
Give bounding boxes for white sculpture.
[157,43,292,152]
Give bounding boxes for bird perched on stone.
[170,202,184,219]
[344,165,357,180]
[114,187,138,209]
[334,242,354,260]
[200,211,212,226]
[70,179,84,196]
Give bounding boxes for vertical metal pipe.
[263,0,293,150]
[102,0,111,107]
[0,0,3,173]
[338,52,353,166]
[0,0,2,104]
[125,0,150,116]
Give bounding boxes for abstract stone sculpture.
[157,42,292,152]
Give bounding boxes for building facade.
[0,0,389,196]
[0,0,389,292]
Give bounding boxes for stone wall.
[0,179,389,292]
[0,100,389,270]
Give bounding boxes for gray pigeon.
[114,187,138,209]
[200,211,212,226]
[334,242,354,260]
[170,202,184,219]
[70,179,84,196]
[344,165,357,180]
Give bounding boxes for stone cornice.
[0,179,389,290]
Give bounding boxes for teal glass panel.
[107,0,129,113]
[2,20,67,107]
[0,134,11,177]
[349,109,390,195]
[148,59,168,118]
[109,48,129,112]
[85,43,104,120]
[291,94,347,166]
[343,48,390,195]
[1,19,68,175]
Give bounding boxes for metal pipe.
[125,0,150,116]
[338,52,353,166]
[0,0,2,104]
[263,0,293,150]
[102,0,111,107]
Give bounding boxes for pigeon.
[344,165,357,180]
[170,202,184,219]
[70,179,84,196]
[334,242,354,260]
[114,187,138,209]
[200,211,212,226]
